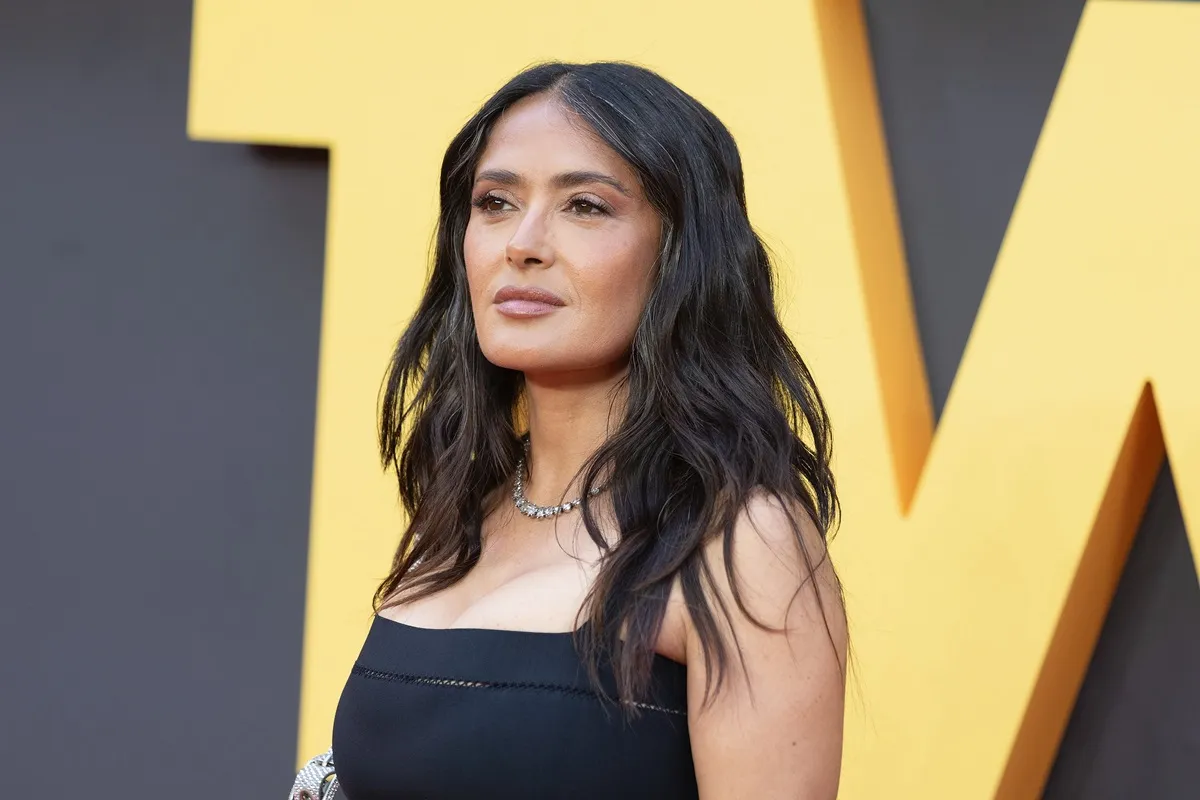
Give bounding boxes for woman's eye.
[473,194,510,213]
[569,198,608,216]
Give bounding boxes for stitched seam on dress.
[351,664,687,716]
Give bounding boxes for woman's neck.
[521,367,627,504]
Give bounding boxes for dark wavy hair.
[375,61,841,710]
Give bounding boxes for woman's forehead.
[477,96,634,184]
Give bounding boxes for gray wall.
[1,0,1195,796]
[1,1,325,796]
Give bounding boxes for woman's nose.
[505,212,554,268]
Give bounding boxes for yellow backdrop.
[189,1,1200,796]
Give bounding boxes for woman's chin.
[480,349,608,378]
[478,333,628,378]
[478,344,561,373]
[479,330,563,369]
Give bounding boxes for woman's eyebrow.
[474,168,631,197]
[474,168,521,187]
[552,170,632,197]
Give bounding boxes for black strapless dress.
[332,615,698,799]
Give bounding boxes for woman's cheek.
[579,260,647,350]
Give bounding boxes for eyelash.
[471,192,612,217]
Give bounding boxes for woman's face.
[464,94,662,381]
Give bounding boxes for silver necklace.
[512,435,606,519]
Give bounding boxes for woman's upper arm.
[686,492,848,800]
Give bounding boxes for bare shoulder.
[684,488,847,799]
[696,488,844,639]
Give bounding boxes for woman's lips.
[495,299,561,317]
[493,285,565,318]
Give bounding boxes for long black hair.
[376,61,841,710]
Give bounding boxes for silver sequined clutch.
[288,748,342,800]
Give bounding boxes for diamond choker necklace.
[511,435,607,519]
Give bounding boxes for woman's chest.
[385,517,691,662]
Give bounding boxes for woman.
[328,61,847,799]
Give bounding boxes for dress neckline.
[374,613,585,638]
[372,613,688,669]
